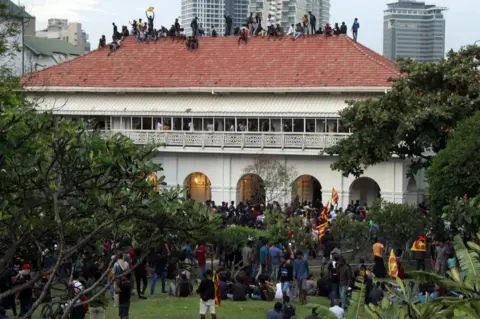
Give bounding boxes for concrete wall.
[0,18,24,77]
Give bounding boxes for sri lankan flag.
[411,236,427,252]
[212,270,221,306]
[388,249,398,278]
[320,200,330,223]
[316,222,328,240]
[147,6,155,12]
[332,188,339,206]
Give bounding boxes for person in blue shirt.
[351,18,360,41]
[293,251,310,305]
[269,243,282,283]
[259,239,269,279]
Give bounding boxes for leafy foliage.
[263,210,313,249]
[328,46,480,177]
[427,112,480,227]
[329,213,370,260]
[216,226,263,249]
[442,197,480,239]
[368,200,430,250]
[243,156,297,204]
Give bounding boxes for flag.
[147,171,160,192]
[212,270,221,306]
[320,200,330,223]
[147,6,155,12]
[388,249,398,278]
[411,236,427,252]
[332,188,339,206]
[316,222,328,239]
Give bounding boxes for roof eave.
[23,86,391,94]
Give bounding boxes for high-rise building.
[181,0,329,36]
[36,19,90,52]
[383,0,446,62]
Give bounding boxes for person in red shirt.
[195,242,208,281]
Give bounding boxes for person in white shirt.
[329,299,345,318]
[286,24,295,37]
[156,121,163,131]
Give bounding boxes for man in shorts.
[196,269,216,319]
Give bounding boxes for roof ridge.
[343,36,398,75]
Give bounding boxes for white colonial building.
[22,35,425,208]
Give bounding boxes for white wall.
[0,18,25,77]
[155,152,417,206]
[24,50,78,73]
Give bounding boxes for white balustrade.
[108,130,350,150]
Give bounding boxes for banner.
[316,222,328,239]
[332,188,339,206]
[388,249,398,278]
[147,6,155,12]
[320,200,330,223]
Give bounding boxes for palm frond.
[346,279,367,319]
[453,235,480,292]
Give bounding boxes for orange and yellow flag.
[212,270,221,306]
[388,249,398,278]
[147,171,160,192]
[316,222,328,239]
[320,200,330,223]
[332,188,339,206]
[411,236,427,252]
[147,6,155,12]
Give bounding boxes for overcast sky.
[21,0,479,54]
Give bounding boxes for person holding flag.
[145,7,155,38]
[411,235,428,270]
[332,188,339,206]
[197,269,217,319]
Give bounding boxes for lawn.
[30,292,330,319]
[95,293,330,319]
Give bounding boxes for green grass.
[104,294,329,319]
[31,292,330,319]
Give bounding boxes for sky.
[20,0,480,54]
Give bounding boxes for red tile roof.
[22,35,398,89]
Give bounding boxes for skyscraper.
[181,0,329,36]
[383,0,447,62]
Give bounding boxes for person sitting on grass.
[197,269,216,319]
[251,277,273,301]
[266,302,283,319]
[176,272,193,297]
[282,296,296,319]
[227,276,248,301]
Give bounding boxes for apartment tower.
[383,0,446,62]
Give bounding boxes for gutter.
[23,86,392,94]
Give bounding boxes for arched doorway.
[184,172,211,203]
[406,178,418,205]
[292,175,322,205]
[349,177,381,207]
[237,174,265,205]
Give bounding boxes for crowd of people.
[99,10,361,54]
[0,195,463,319]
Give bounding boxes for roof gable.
[24,36,85,57]
[0,0,33,19]
[22,35,399,90]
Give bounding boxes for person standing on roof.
[302,14,309,35]
[224,13,233,36]
[308,11,316,35]
[191,17,199,36]
[146,9,155,38]
[352,18,360,41]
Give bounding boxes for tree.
[0,100,218,318]
[441,196,480,242]
[426,112,480,218]
[328,46,480,178]
[243,156,297,204]
[329,213,370,262]
[368,200,430,252]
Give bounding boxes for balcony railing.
[108,130,350,150]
